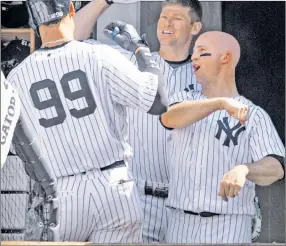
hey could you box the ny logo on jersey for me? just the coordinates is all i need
[215,117,246,147]
[184,84,194,92]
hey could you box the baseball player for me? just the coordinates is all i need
[1,71,21,167]
[8,0,168,243]
[1,72,58,241]
[160,31,285,243]
[75,0,203,242]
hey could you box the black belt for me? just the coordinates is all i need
[68,160,125,177]
[184,210,219,217]
[145,185,168,198]
[1,190,30,194]
[1,229,25,234]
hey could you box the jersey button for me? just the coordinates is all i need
[50,223,57,228]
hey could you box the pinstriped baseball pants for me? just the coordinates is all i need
[136,181,168,242]
[56,165,143,243]
[139,194,168,242]
[166,207,252,244]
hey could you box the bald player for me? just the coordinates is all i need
[7,0,168,242]
[75,0,202,242]
[160,31,285,243]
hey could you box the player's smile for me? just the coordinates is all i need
[157,4,195,47]
[161,30,174,35]
[160,30,175,39]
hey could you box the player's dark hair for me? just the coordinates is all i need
[44,18,63,26]
[163,0,202,23]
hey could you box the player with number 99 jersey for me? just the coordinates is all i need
[7,41,159,178]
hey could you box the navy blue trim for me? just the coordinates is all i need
[165,55,191,65]
[267,154,285,179]
[159,102,181,130]
[38,40,73,51]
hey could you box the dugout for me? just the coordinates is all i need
[1,0,285,244]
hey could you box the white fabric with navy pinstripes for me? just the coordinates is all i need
[166,91,285,215]
[101,43,202,184]
[83,41,202,242]
[125,51,201,185]
[7,40,158,178]
[109,45,201,242]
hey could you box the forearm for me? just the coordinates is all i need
[74,0,109,40]
[161,98,223,128]
[243,157,284,186]
[135,47,168,115]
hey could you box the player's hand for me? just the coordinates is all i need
[218,164,249,202]
[103,20,148,53]
[221,98,249,124]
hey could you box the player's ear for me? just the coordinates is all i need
[191,21,202,36]
[221,51,231,64]
[69,2,75,17]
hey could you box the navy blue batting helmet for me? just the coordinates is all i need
[26,0,71,30]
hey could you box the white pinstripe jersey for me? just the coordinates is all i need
[112,46,201,184]
[166,91,285,215]
[1,72,21,168]
[7,41,158,178]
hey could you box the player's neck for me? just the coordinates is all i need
[40,26,74,48]
[202,73,239,98]
[203,85,239,98]
[159,46,190,62]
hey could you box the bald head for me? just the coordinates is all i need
[196,31,241,67]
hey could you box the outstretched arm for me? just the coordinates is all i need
[74,0,109,40]
[161,97,249,129]
[74,0,141,40]
[103,21,168,115]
